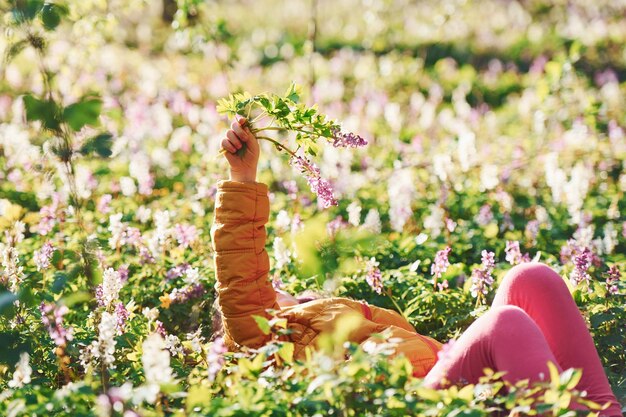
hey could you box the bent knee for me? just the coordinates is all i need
[487,305,538,336]
[501,262,561,292]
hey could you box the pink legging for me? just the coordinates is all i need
[423,263,623,417]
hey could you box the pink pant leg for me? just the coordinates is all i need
[492,263,623,417]
[423,305,563,388]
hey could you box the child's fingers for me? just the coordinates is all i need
[226,130,243,149]
[221,138,236,153]
[231,120,249,143]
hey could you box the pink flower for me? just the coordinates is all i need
[40,302,73,347]
[331,127,368,148]
[605,265,620,295]
[207,337,227,381]
[173,223,199,249]
[290,155,338,208]
[97,194,113,214]
[364,257,383,294]
[33,242,54,271]
[470,250,496,298]
[431,247,452,280]
[505,241,528,265]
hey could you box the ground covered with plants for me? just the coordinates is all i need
[0,0,625,416]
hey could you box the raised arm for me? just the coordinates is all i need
[210,119,279,349]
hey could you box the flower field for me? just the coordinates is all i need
[1,0,625,415]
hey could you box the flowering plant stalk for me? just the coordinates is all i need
[217,83,367,207]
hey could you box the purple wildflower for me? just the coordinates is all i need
[122,227,142,247]
[570,247,592,288]
[290,155,338,208]
[327,216,347,238]
[365,257,383,294]
[36,194,61,235]
[207,337,227,381]
[173,223,199,249]
[470,250,496,298]
[97,194,112,214]
[40,302,73,347]
[431,247,452,289]
[115,302,130,334]
[331,127,368,148]
[604,265,620,295]
[525,220,540,242]
[476,204,493,226]
[166,263,190,281]
[169,283,206,304]
[33,242,54,271]
[117,265,130,282]
[505,241,528,265]
[155,320,166,337]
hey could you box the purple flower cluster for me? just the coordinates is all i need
[605,265,620,295]
[331,128,368,148]
[169,283,206,304]
[327,216,347,238]
[470,250,496,298]
[166,263,191,280]
[40,302,73,347]
[476,204,494,226]
[570,247,592,288]
[290,155,338,208]
[173,223,199,249]
[33,241,54,271]
[505,241,530,265]
[115,302,130,334]
[365,257,383,294]
[207,337,227,381]
[431,247,452,279]
[36,194,61,235]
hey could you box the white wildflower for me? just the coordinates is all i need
[363,209,382,234]
[347,202,362,227]
[275,210,291,232]
[108,213,125,250]
[457,131,477,172]
[99,268,123,308]
[388,165,414,232]
[433,153,452,182]
[1,243,24,292]
[423,205,445,238]
[480,164,499,190]
[8,353,32,388]
[142,333,174,385]
[603,222,618,255]
[164,334,184,356]
[273,237,291,269]
[183,267,200,285]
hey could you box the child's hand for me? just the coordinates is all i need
[221,117,259,182]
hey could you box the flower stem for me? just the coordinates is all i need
[255,136,299,159]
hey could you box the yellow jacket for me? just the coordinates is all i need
[211,181,442,377]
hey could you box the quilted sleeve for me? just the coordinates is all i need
[210,180,280,349]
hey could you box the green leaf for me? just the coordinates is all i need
[0,292,19,316]
[61,291,92,308]
[11,0,44,23]
[4,39,29,63]
[252,315,271,335]
[79,133,114,157]
[52,271,68,293]
[23,95,60,130]
[41,3,68,31]
[284,82,300,103]
[63,98,102,131]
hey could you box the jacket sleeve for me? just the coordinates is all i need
[210,180,280,349]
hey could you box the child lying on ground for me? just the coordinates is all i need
[211,118,623,417]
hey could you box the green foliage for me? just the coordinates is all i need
[217,83,341,157]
